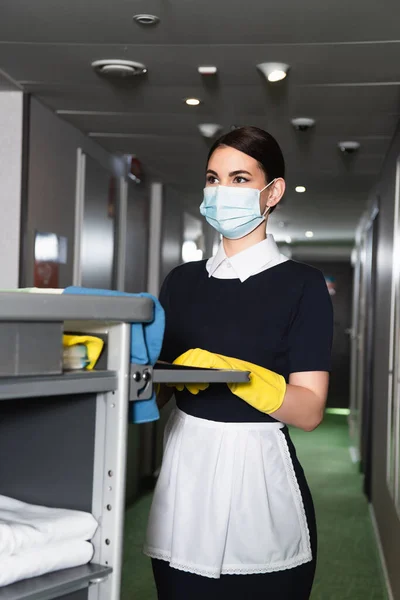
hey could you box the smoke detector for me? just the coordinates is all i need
[198,123,222,138]
[133,14,160,26]
[91,59,148,77]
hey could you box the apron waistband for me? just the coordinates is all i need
[175,407,285,431]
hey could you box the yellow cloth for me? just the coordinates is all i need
[173,348,286,414]
[62,335,104,370]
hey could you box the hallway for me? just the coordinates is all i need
[121,413,387,599]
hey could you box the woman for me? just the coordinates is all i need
[144,126,333,599]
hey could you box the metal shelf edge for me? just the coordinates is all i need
[0,292,153,323]
[0,564,112,600]
[152,368,250,384]
[0,371,118,401]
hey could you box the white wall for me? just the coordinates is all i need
[0,91,23,288]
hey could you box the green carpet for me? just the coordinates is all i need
[290,414,387,600]
[121,414,387,599]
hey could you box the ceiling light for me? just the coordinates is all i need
[198,66,218,75]
[295,186,306,193]
[133,14,160,26]
[291,117,315,131]
[198,123,222,138]
[305,231,314,238]
[91,59,147,77]
[338,141,361,154]
[285,236,292,244]
[257,62,290,83]
[185,97,201,106]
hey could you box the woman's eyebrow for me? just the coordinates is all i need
[206,169,218,176]
[229,170,252,176]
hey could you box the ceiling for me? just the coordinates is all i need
[0,0,399,244]
[0,68,20,91]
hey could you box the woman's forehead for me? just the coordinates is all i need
[207,146,259,172]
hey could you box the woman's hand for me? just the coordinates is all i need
[173,348,232,370]
[172,349,329,431]
[173,349,286,414]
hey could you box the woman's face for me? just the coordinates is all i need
[206,145,285,213]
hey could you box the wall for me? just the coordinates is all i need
[0,91,23,288]
[24,97,124,287]
[370,120,400,598]
[290,243,354,263]
[159,186,185,284]
[125,181,149,294]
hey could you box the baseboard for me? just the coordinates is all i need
[369,503,394,600]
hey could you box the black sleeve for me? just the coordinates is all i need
[287,270,334,374]
[158,268,178,363]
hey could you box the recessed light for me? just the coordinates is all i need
[185,97,201,106]
[305,231,314,238]
[257,62,290,83]
[338,141,361,153]
[133,14,160,26]
[198,124,222,138]
[295,186,306,193]
[291,117,315,131]
[198,66,218,75]
[91,59,147,77]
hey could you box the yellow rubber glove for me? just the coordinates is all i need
[166,380,210,396]
[63,335,104,370]
[173,348,286,414]
[162,352,209,395]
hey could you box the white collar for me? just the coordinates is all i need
[207,235,286,282]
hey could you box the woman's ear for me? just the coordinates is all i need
[266,178,285,209]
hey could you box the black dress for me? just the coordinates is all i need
[151,259,333,600]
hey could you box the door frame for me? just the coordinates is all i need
[360,197,379,499]
[349,196,379,484]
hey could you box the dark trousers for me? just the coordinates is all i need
[152,429,317,600]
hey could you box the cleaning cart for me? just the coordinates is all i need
[0,291,249,600]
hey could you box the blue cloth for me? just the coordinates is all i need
[63,287,165,424]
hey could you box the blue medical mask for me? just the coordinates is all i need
[199,180,276,239]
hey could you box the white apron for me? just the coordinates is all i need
[144,408,312,579]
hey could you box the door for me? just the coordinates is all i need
[348,200,379,496]
[310,261,353,408]
[74,151,117,289]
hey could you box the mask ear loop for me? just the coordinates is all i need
[260,178,276,217]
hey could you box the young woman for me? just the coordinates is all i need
[144,126,333,599]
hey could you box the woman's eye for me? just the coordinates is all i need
[233,176,249,184]
[206,175,218,184]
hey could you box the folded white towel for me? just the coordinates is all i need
[0,540,94,587]
[0,495,98,557]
